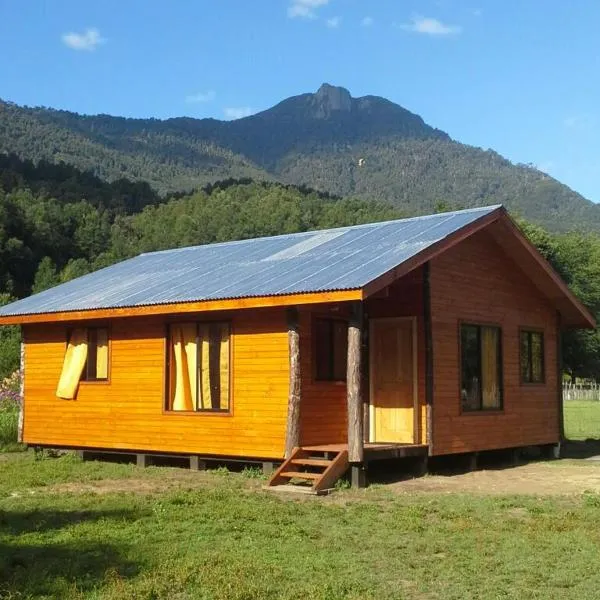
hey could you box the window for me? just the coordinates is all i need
[314,318,348,382]
[56,327,109,399]
[520,330,545,384]
[82,328,109,381]
[460,324,503,411]
[167,322,230,412]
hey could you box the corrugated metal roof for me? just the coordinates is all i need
[0,205,501,317]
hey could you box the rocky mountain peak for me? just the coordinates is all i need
[311,83,352,118]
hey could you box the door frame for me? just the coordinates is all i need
[369,316,419,444]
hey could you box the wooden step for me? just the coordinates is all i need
[267,446,349,492]
[290,458,332,468]
[280,471,321,480]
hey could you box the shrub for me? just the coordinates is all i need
[0,369,23,451]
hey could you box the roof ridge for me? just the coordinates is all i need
[140,205,503,257]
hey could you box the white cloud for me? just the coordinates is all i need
[288,0,329,19]
[326,16,341,28]
[223,107,253,120]
[61,28,105,51]
[402,16,462,36]
[361,16,374,27]
[185,90,216,104]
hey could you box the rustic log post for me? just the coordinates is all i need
[18,336,24,444]
[347,302,364,463]
[285,307,301,458]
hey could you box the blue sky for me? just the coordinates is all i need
[1,1,599,202]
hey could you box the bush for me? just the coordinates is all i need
[0,370,23,451]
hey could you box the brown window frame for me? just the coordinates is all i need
[313,317,348,383]
[520,329,545,385]
[165,321,232,414]
[459,322,504,413]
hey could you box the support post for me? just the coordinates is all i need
[18,336,24,443]
[347,302,364,463]
[285,307,301,458]
[136,454,149,468]
[262,461,275,475]
[350,464,367,488]
[189,456,206,471]
[423,262,434,452]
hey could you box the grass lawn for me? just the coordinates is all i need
[564,400,600,440]
[2,453,600,599]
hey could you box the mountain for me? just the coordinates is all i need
[1,83,599,232]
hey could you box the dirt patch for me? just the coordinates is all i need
[44,470,263,496]
[390,460,600,496]
[21,458,600,499]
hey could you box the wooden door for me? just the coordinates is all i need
[370,318,416,443]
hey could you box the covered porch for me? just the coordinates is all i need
[271,266,433,490]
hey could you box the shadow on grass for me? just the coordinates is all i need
[0,507,145,536]
[0,508,142,597]
[561,439,600,459]
[367,448,546,485]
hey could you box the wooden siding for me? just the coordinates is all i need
[430,228,559,455]
[299,304,349,446]
[22,309,290,459]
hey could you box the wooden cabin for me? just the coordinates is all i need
[0,205,594,491]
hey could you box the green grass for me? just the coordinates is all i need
[564,400,600,440]
[2,453,600,599]
[0,402,23,452]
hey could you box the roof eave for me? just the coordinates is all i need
[0,289,364,325]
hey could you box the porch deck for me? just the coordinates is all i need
[303,443,429,462]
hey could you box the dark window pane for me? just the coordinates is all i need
[332,320,348,381]
[86,328,98,380]
[315,318,348,381]
[531,332,544,383]
[520,331,531,383]
[461,325,481,411]
[315,319,332,381]
[208,323,222,410]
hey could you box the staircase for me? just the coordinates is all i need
[266,446,349,495]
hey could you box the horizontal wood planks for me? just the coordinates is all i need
[299,304,348,446]
[22,308,290,458]
[429,226,559,455]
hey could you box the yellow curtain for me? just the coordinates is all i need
[56,328,88,399]
[219,324,230,410]
[199,324,211,409]
[170,323,197,411]
[95,328,109,379]
[481,327,500,409]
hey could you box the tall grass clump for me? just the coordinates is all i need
[0,370,23,451]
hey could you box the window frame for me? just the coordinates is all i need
[164,320,233,415]
[458,321,504,414]
[519,328,546,385]
[65,325,111,385]
[312,315,349,384]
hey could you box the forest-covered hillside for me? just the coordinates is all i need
[2,84,600,233]
[1,152,600,381]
